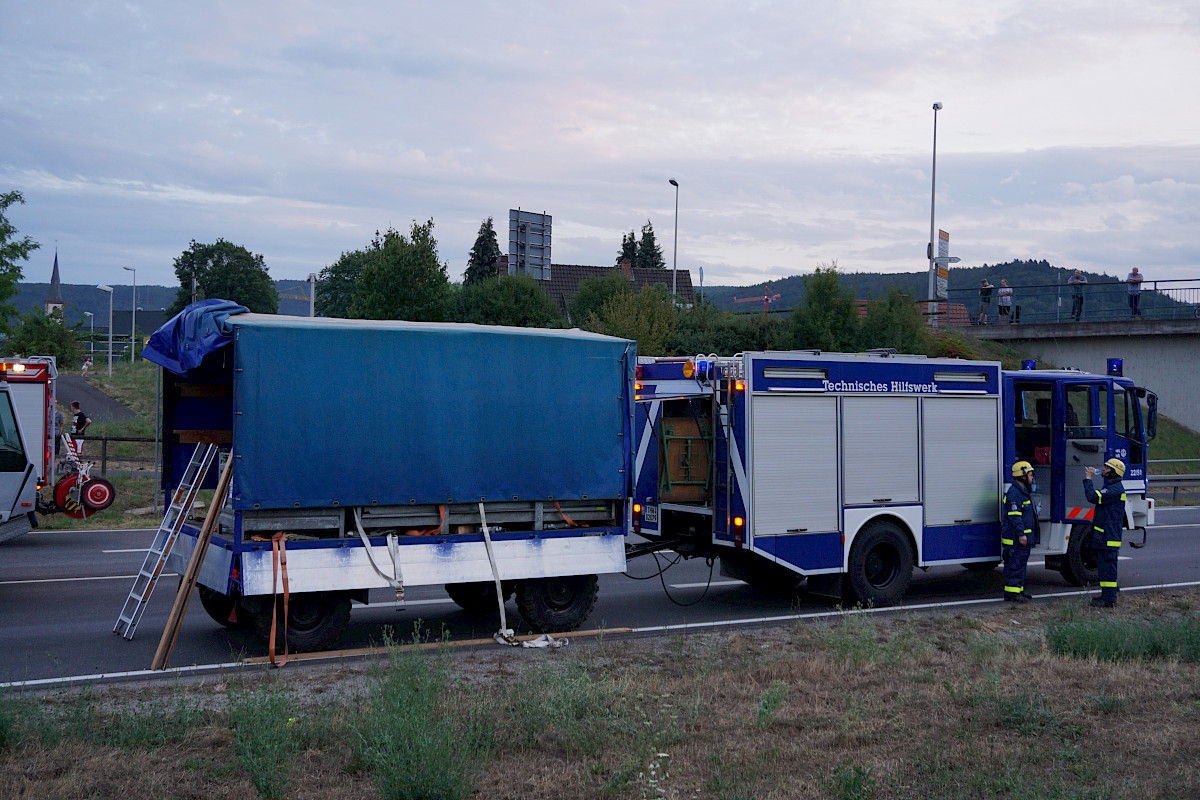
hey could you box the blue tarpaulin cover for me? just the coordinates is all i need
[221,314,634,510]
[143,299,248,377]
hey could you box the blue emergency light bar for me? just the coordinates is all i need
[1021,360,1037,370]
[1107,358,1123,376]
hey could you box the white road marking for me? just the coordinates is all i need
[669,580,745,589]
[1147,524,1200,530]
[0,574,177,585]
[102,548,151,553]
[354,599,455,609]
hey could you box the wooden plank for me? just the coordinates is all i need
[175,430,234,444]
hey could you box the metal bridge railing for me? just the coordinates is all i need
[945,278,1200,327]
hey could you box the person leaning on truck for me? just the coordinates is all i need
[1002,461,1040,602]
[1084,458,1126,608]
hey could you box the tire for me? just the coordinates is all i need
[515,574,599,633]
[1060,524,1099,586]
[963,561,1001,573]
[251,591,352,652]
[845,521,914,606]
[197,585,253,630]
[81,478,115,513]
[445,581,513,613]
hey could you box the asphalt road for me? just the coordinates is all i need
[3,507,1198,686]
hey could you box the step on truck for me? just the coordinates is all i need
[147,301,635,651]
[629,351,1157,604]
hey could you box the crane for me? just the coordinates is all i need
[734,284,782,316]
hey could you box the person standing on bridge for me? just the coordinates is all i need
[997,279,1013,323]
[977,279,993,324]
[1084,458,1126,608]
[1068,269,1088,321]
[1127,267,1144,317]
[1003,461,1040,602]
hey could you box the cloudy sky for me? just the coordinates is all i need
[3,1,1198,295]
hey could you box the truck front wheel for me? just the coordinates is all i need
[251,591,352,652]
[515,575,598,633]
[845,522,914,607]
[1061,524,1099,586]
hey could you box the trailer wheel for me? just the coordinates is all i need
[197,586,253,630]
[963,561,1001,573]
[445,581,514,613]
[515,575,598,633]
[1061,524,1099,586]
[846,522,913,606]
[252,591,352,652]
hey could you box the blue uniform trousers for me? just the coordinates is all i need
[1096,548,1119,603]
[1003,546,1031,594]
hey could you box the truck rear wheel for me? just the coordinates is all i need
[846,521,914,607]
[251,591,352,652]
[515,575,598,633]
[197,586,253,630]
[445,581,514,613]
[1061,524,1099,586]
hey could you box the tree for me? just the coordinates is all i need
[792,264,860,352]
[167,239,278,315]
[635,220,666,270]
[2,309,83,367]
[0,191,40,333]
[450,275,561,328]
[860,288,933,355]
[315,248,370,318]
[463,217,503,286]
[350,220,449,321]
[568,271,632,326]
[615,230,638,267]
[590,284,678,355]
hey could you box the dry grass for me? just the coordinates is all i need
[3,591,1200,799]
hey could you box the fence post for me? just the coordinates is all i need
[101,438,108,477]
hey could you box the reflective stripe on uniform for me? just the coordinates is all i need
[1120,494,1126,501]
[1001,539,1014,545]
[1107,541,1121,548]
[1007,511,1022,516]
[1094,526,1104,532]
[1004,585,1024,593]
[1100,581,1118,588]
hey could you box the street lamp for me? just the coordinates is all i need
[927,102,943,327]
[307,272,317,317]
[83,311,94,354]
[123,266,136,362]
[668,179,679,300]
[96,285,114,377]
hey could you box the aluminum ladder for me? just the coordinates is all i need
[114,443,219,640]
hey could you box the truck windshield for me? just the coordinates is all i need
[0,393,28,472]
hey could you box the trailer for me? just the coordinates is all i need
[147,302,635,650]
[629,351,1157,604]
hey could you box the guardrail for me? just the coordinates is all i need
[947,278,1200,326]
[1148,474,1200,502]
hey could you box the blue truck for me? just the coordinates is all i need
[630,351,1158,604]
[148,303,635,650]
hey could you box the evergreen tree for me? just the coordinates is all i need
[635,220,666,270]
[615,231,638,267]
[350,220,449,321]
[167,239,278,316]
[792,264,860,351]
[463,217,502,286]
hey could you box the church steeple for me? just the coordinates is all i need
[45,251,65,317]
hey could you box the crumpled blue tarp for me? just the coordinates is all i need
[143,299,248,378]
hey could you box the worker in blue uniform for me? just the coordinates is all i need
[1002,461,1040,602]
[1084,458,1126,608]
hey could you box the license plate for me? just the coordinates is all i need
[643,505,658,524]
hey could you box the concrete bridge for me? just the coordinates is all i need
[966,318,1200,432]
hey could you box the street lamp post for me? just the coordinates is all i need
[927,102,942,327]
[307,273,317,317]
[83,312,93,352]
[97,285,114,377]
[668,179,679,300]
[123,266,136,362]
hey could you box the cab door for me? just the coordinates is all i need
[1062,381,1109,516]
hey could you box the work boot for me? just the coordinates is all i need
[1090,598,1115,608]
[1004,592,1031,603]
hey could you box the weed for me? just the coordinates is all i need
[818,614,879,666]
[1088,690,1128,715]
[1047,618,1200,662]
[822,763,876,800]
[228,684,301,800]
[353,641,492,800]
[755,681,786,727]
[504,662,632,757]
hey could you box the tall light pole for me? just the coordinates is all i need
[668,179,679,300]
[927,102,943,327]
[307,272,317,317]
[97,285,113,377]
[123,266,136,361]
[83,312,94,352]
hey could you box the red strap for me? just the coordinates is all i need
[267,532,289,667]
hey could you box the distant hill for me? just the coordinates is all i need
[10,280,315,325]
[701,260,1164,323]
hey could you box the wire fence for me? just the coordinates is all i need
[947,278,1200,327]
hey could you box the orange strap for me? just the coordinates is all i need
[554,501,580,528]
[252,532,289,667]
